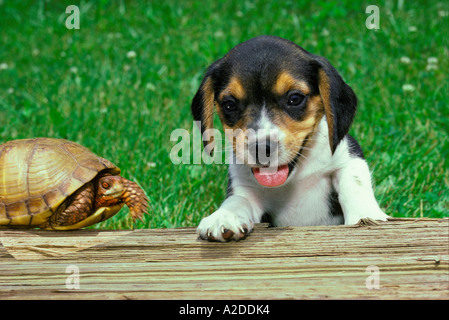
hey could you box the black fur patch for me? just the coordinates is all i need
[328,189,344,222]
[261,212,274,226]
[346,134,365,159]
[226,172,233,198]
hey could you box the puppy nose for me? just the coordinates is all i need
[245,129,280,166]
[255,138,278,165]
[256,141,271,158]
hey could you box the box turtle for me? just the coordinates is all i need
[0,138,149,230]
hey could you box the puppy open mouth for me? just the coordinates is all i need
[251,152,300,187]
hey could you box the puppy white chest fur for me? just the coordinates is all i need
[257,172,339,226]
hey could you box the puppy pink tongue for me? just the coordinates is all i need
[252,165,289,187]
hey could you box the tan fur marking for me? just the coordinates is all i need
[318,69,334,152]
[216,103,250,163]
[201,77,216,153]
[307,95,324,113]
[277,112,315,155]
[202,77,215,131]
[273,71,310,96]
[219,77,246,101]
[228,128,249,164]
[273,94,324,160]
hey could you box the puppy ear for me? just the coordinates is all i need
[314,56,357,153]
[191,64,219,156]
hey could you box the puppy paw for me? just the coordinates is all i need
[345,209,390,226]
[197,209,254,242]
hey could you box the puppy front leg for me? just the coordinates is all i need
[333,158,390,225]
[197,195,260,241]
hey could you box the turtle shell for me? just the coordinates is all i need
[0,138,121,228]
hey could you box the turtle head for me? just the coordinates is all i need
[95,174,149,222]
[95,175,125,207]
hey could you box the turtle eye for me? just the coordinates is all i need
[102,182,110,189]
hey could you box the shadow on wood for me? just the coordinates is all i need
[0,218,448,299]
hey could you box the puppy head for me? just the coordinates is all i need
[191,36,357,185]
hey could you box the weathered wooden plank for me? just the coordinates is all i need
[0,259,447,299]
[0,218,448,299]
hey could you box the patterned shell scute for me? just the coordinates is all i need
[0,138,120,226]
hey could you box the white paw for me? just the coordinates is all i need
[197,208,255,242]
[345,208,390,225]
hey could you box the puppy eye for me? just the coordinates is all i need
[287,93,305,107]
[222,100,238,112]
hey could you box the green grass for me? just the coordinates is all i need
[0,0,448,229]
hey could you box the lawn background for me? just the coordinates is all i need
[0,0,448,229]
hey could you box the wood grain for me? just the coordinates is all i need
[0,218,448,299]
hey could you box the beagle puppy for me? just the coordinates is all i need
[191,35,389,241]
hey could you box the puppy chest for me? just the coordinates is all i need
[258,174,337,226]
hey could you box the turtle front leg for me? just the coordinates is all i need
[40,182,96,229]
[121,178,149,221]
